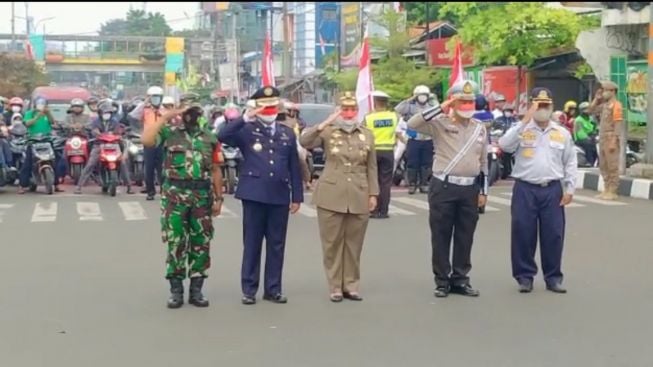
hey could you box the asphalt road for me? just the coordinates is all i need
[1,182,652,367]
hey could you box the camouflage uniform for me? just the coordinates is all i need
[158,122,223,280]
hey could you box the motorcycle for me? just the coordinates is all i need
[393,150,408,187]
[0,126,15,186]
[487,129,505,187]
[27,134,57,194]
[221,144,242,194]
[125,130,144,186]
[8,123,27,180]
[64,130,89,185]
[96,132,123,197]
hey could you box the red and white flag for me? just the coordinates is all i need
[261,32,275,87]
[24,39,35,60]
[355,28,374,122]
[319,34,326,56]
[448,39,464,91]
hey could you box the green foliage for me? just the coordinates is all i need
[369,9,410,58]
[579,14,601,30]
[373,57,443,105]
[573,61,594,79]
[405,3,443,26]
[0,54,49,98]
[100,9,172,37]
[440,2,584,67]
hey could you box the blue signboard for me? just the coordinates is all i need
[315,2,340,69]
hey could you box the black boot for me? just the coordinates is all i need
[407,168,418,195]
[419,167,431,194]
[167,278,184,309]
[189,277,210,307]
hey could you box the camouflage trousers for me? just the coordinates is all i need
[161,183,214,280]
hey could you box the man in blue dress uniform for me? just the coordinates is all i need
[218,86,303,305]
[499,88,577,294]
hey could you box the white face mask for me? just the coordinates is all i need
[338,118,358,133]
[102,113,112,121]
[416,95,429,104]
[150,96,162,107]
[36,105,45,112]
[504,112,513,118]
[534,109,553,122]
[455,110,475,119]
[602,91,613,100]
[11,106,21,113]
[258,114,277,124]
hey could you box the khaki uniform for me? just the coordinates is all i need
[299,124,379,293]
[279,117,311,183]
[597,100,623,196]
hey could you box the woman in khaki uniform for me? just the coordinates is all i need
[299,92,379,302]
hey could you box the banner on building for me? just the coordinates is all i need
[626,61,647,125]
[340,2,361,68]
[426,38,474,67]
[201,2,230,12]
[483,66,528,115]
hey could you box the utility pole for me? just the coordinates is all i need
[25,2,30,35]
[11,2,16,51]
[282,2,291,85]
[647,1,653,164]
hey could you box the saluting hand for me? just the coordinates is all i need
[245,106,265,120]
[289,202,301,214]
[559,193,573,207]
[317,108,341,131]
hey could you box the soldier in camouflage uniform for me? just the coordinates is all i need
[142,102,224,309]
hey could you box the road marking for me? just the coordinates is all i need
[31,202,58,222]
[118,202,148,221]
[393,197,429,211]
[388,204,416,216]
[568,194,626,206]
[483,205,501,212]
[499,193,585,208]
[0,204,14,223]
[219,204,238,218]
[298,205,318,218]
[77,202,103,221]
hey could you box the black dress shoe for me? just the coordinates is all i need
[369,213,379,219]
[241,295,256,305]
[140,188,148,194]
[434,286,450,298]
[450,284,480,297]
[518,282,534,293]
[378,213,389,219]
[343,292,363,301]
[546,283,567,294]
[146,194,155,201]
[263,293,288,304]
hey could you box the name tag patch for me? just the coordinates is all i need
[522,148,535,158]
[373,119,394,128]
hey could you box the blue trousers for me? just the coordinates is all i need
[0,139,12,167]
[144,145,163,194]
[406,139,433,170]
[511,180,565,285]
[241,200,290,296]
[19,143,62,188]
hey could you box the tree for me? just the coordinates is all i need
[99,9,172,37]
[0,54,49,98]
[439,2,585,67]
[405,3,444,25]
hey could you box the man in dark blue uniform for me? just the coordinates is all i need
[218,86,303,305]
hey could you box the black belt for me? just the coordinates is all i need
[517,179,560,188]
[167,179,212,190]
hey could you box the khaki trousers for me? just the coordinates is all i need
[599,133,620,191]
[316,207,369,293]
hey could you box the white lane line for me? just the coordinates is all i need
[298,205,318,218]
[118,202,148,221]
[218,204,238,218]
[0,204,14,223]
[500,193,585,208]
[393,197,429,211]
[388,204,416,216]
[569,194,626,206]
[31,202,58,222]
[483,205,501,212]
[77,202,103,221]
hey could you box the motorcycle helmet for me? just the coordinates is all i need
[578,101,590,112]
[162,96,175,108]
[98,101,114,115]
[70,98,85,108]
[475,94,489,111]
[87,96,99,105]
[564,100,577,113]
[179,92,200,106]
[9,97,24,107]
[146,86,164,96]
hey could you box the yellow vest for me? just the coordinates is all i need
[365,111,398,151]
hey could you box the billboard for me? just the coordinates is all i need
[315,2,340,69]
[626,61,647,125]
[201,2,230,13]
[340,2,361,68]
[483,66,529,115]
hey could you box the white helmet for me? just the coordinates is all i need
[162,96,175,105]
[371,90,390,99]
[147,86,164,96]
[413,85,430,96]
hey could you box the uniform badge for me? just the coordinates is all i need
[253,143,263,152]
[521,130,537,142]
[358,134,366,142]
[463,82,473,94]
[331,147,340,154]
[264,87,273,96]
[522,148,535,158]
[538,90,549,100]
[549,130,564,143]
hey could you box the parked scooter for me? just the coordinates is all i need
[64,129,90,185]
[96,132,123,197]
[221,144,242,194]
[8,122,27,178]
[479,129,505,214]
[125,130,144,186]
[27,134,57,194]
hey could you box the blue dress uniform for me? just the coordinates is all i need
[498,88,578,293]
[217,86,303,304]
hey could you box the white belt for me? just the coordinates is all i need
[433,173,476,186]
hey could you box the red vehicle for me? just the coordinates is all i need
[96,132,123,197]
[64,130,89,185]
[30,86,92,123]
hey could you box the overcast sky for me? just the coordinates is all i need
[0,2,200,35]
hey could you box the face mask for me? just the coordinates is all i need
[150,96,162,107]
[602,91,613,100]
[341,109,357,120]
[258,114,277,124]
[337,118,358,133]
[102,113,112,121]
[504,112,513,118]
[417,95,429,104]
[533,108,553,122]
[11,106,21,113]
[455,109,475,119]
[36,105,45,112]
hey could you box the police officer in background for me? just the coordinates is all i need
[365,90,401,219]
[218,86,303,305]
[499,88,577,294]
[395,85,436,195]
[407,80,488,298]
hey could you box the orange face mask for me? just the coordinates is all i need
[260,106,278,116]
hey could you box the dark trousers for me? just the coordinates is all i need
[241,200,290,296]
[428,177,479,287]
[144,145,163,194]
[577,139,597,166]
[511,180,565,285]
[0,139,12,167]
[406,139,433,170]
[374,150,394,215]
[19,143,62,188]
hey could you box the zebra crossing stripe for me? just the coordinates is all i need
[31,202,58,222]
[0,204,14,223]
[218,204,238,218]
[77,202,103,221]
[393,197,429,210]
[118,202,148,221]
[388,204,416,216]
